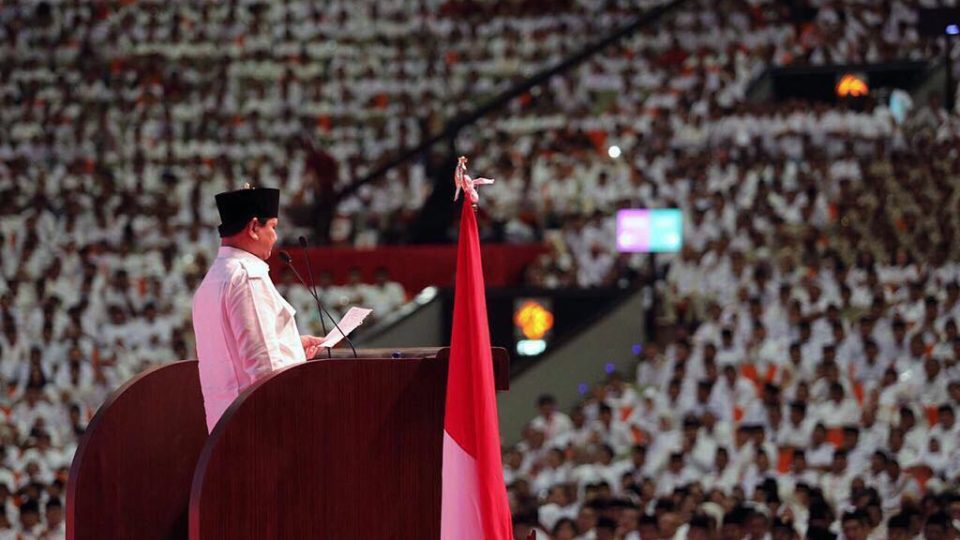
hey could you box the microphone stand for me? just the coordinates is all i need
[279,251,358,359]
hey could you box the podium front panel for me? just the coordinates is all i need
[190,358,448,539]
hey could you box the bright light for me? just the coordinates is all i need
[514,300,555,339]
[607,145,622,159]
[836,74,869,98]
[516,339,547,356]
[947,24,959,35]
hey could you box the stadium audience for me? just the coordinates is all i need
[1,0,960,537]
[509,116,960,536]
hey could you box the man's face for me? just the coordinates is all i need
[252,218,279,259]
[539,402,555,417]
[46,507,63,526]
[842,519,866,540]
[894,325,906,341]
[20,511,39,528]
[576,508,597,532]
[812,426,825,445]
[659,513,680,538]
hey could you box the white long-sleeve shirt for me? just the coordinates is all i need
[193,246,306,431]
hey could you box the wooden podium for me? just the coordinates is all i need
[66,361,208,540]
[67,348,508,540]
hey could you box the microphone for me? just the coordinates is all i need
[279,250,331,359]
[297,236,327,337]
[297,237,359,359]
[279,250,358,359]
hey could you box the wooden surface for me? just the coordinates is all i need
[190,357,449,539]
[67,361,207,540]
[329,347,510,391]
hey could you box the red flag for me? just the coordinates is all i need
[441,201,513,539]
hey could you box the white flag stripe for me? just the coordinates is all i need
[440,430,485,540]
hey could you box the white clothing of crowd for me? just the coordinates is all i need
[506,111,960,540]
[0,0,959,538]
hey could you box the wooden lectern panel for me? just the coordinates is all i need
[67,361,207,540]
[190,357,449,539]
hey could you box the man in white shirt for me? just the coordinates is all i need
[820,450,854,509]
[530,394,574,444]
[192,187,323,431]
[928,404,959,456]
[778,401,814,449]
[806,423,835,471]
[591,404,633,456]
[656,451,695,497]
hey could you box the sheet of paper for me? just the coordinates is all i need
[319,307,373,348]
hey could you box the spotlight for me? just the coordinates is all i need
[607,145,622,159]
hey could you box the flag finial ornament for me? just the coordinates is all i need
[453,156,495,204]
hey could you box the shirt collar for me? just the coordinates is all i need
[217,245,269,272]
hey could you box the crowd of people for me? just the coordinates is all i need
[0,0,959,538]
[455,0,960,290]
[505,48,960,540]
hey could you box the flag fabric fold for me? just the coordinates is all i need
[441,199,513,540]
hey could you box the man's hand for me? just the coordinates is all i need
[301,335,326,359]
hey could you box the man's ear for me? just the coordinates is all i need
[246,218,261,239]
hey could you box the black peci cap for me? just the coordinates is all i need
[215,187,280,237]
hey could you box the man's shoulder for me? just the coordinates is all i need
[200,256,269,287]
[232,256,270,280]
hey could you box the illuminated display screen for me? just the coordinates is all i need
[616,209,684,253]
[514,298,554,357]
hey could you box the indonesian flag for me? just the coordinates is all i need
[441,199,514,539]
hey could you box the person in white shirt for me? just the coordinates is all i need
[928,404,959,456]
[777,401,814,449]
[820,449,854,509]
[858,408,888,454]
[591,404,634,456]
[16,499,42,540]
[43,497,65,539]
[840,426,872,476]
[781,449,820,498]
[656,451,696,497]
[814,382,860,428]
[740,449,777,499]
[896,407,929,458]
[532,448,572,496]
[530,394,574,446]
[701,446,738,494]
[880,458,921,513]
[604,372,639,413]
[361,267,406,320]
[850,338,888,394]
[710,364,756,422]
[806,423,834,471]
[192,187,324,432]
[912,357,949,408]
